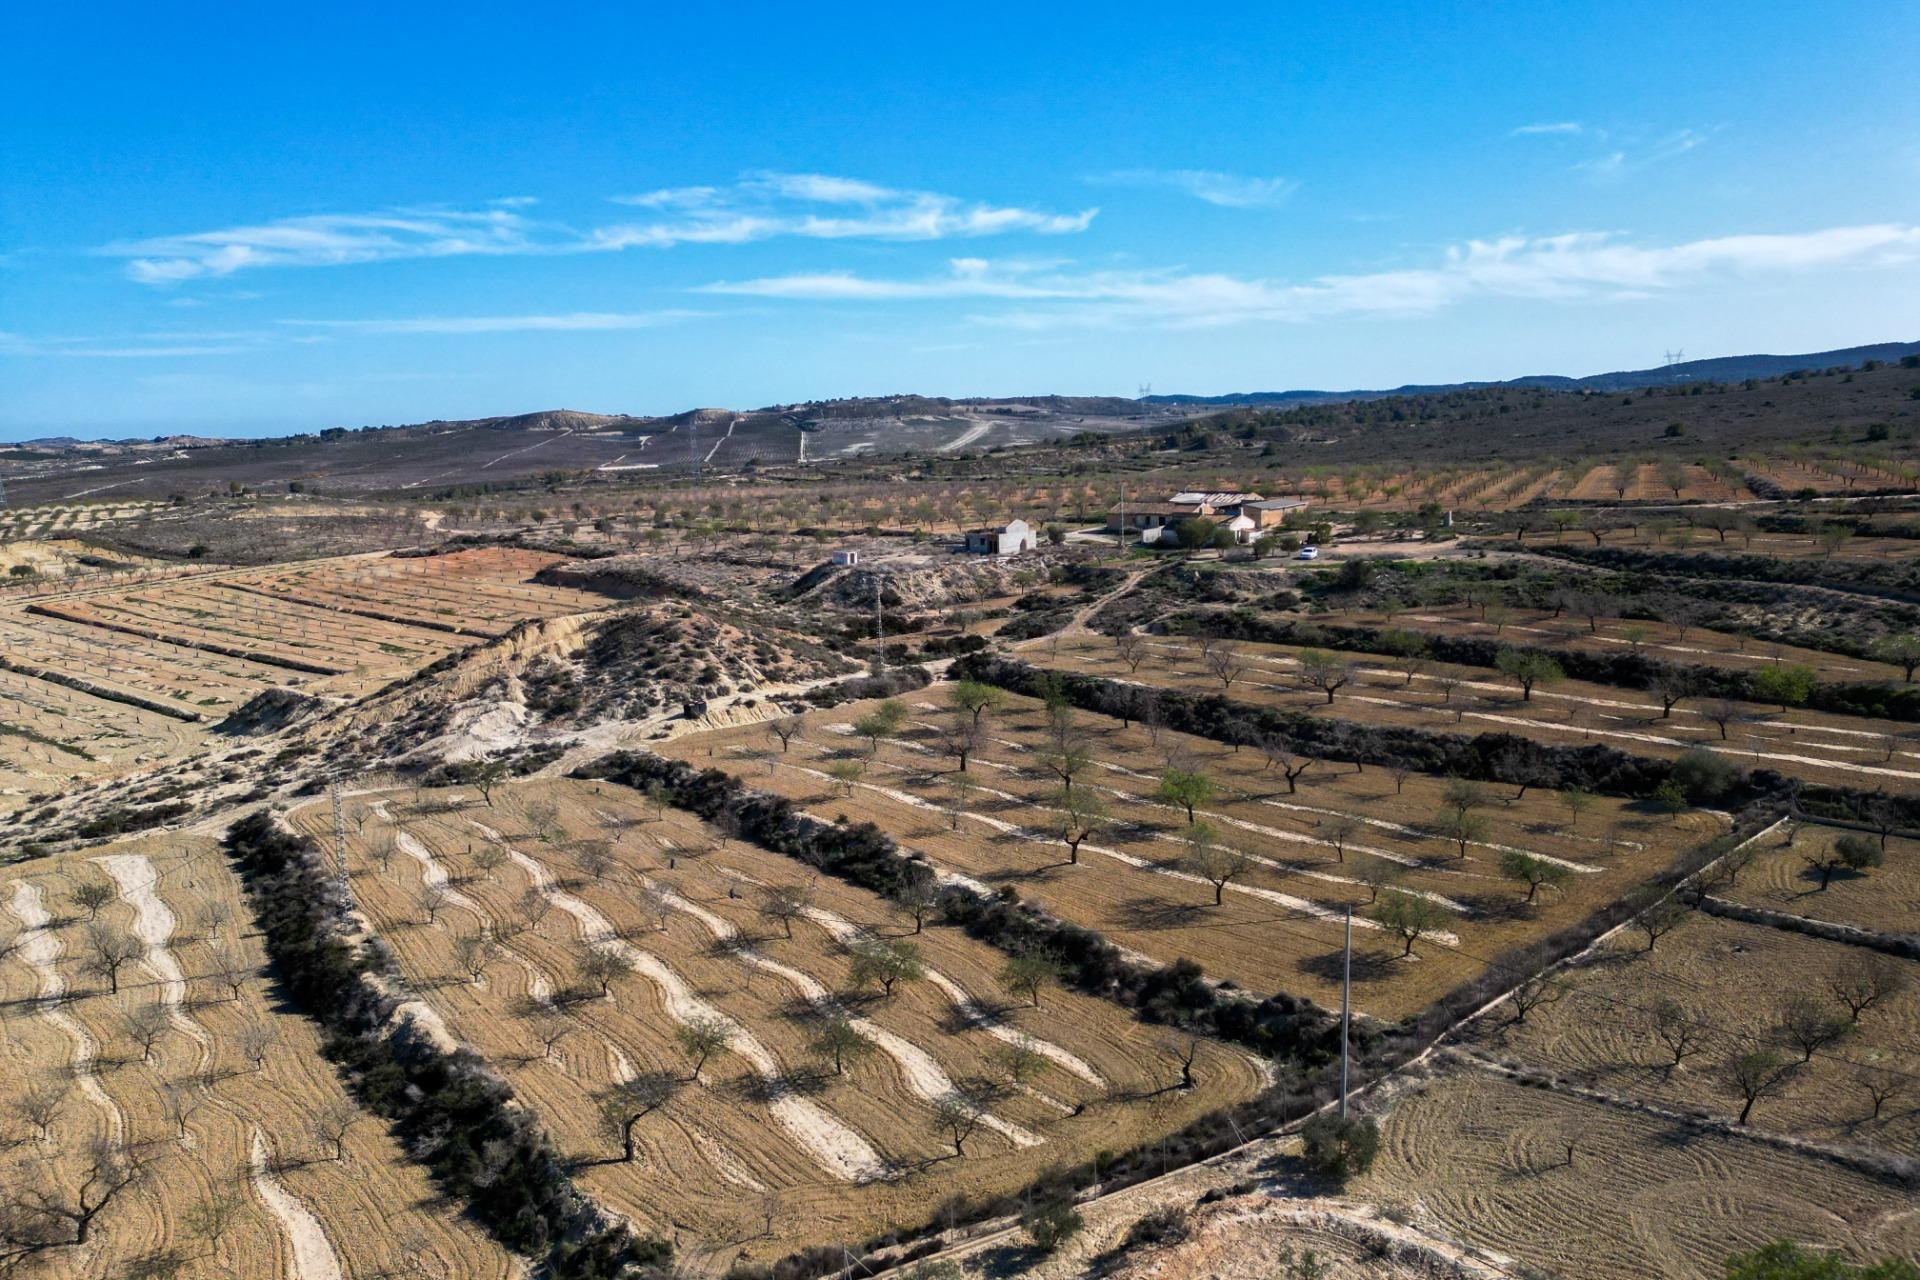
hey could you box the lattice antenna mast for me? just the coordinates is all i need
[329,781,351,889]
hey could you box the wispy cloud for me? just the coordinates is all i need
[0,330,264,358]
[1512,121,1584,136]
[278,310,699,335]
[1095,169,1297,208]
[105,209,545,284]
[702,223,1920,330]
[105,174,1095,284]
[598,172,1095,248]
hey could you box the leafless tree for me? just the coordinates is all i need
[0,1137,152,1268]
[1114,631,1148,673]
[1719,1049,1796,1125]
[1633,899,1689,952]
[121,1003,171,1065]
[522,1007,576,1063]
[310,1100,359,1162]
[82,925,141,995]
[1854,1064,1909,1123]
[1202,641,1250,691]
[417,883,450,927]
[69,882,114,923]
[515,887,552,935]
[1774,994,1850,1062]
[13,1080,66,1144]
[1648,998,1706,1069]
[1829,953,1908,1023]
[766,715,805,754]
[451,933,494,984]
[1505,974,1566,1025]
[161,1079,204,1141]
[238,1021,276,1074]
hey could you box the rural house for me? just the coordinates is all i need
[963,518,1039,555]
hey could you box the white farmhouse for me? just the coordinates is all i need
[964,518,1039,556]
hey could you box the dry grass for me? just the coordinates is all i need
[1334,604,1905,686]
[1359,1063,1920,1280]
[1721,826,1920,937]
[1046,631,1920,796]
[661,692,1722,1021]
[0,833,517,1279]
[297,779,1264,1269]
[1464,911,1920,1154]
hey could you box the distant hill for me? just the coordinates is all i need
[1145,340,1920,407]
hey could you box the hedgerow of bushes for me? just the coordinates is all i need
[223,811,667,1279]
[571,749,1338,1060]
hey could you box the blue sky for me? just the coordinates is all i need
[3,2,1916,440]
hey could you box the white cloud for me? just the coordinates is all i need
[106,175,1095,284]
[702,223,1920,330]
[106,209,545,284]
[1512,121,1584,136]
[0,330,259,358]
[1099,169,1297,208]
[602,172,1094,247]
[277,310,698,334]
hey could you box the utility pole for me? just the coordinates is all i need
[1339,904,1352,1119]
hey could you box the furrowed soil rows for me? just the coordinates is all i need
[1050,633,1920,795]
[0,833,517,1279]
[1360,1064,1920,1280]
[1721,826,1920,937]
[1334,605,1905,685]
[296,779,1261,1267]
[659,691,1719,1019]
[1464,909,1920,1154]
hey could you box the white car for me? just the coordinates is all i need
[1295,546,1320,560]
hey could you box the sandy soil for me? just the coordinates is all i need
[0,834,520,1279]
[300,780,1263,1267]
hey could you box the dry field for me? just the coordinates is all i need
[223,547,596,639]
[659,692,1723,1020]
[0,501,175,540]
[1043,632,1920,796]
[0,547,611,810]
[0,833,518,1279]
[1463,909,1920,1154]
[1513,523,1920,562]
[1357,1063,1920,1280]
[1720,825,1920,938]
[1333,604,1905,685]
[292,778,1264,1267]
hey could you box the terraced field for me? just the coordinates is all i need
[1330,605,1906,686]
[1359,1064,1920,1280]
[1721,826,1920,937]
[0,547,611,811]
[1043,632,1920,795]
[294,778,1264,1266]
[657,691,1723,1019]
[1463,907,1920,1153]
[0,832,518,1278]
